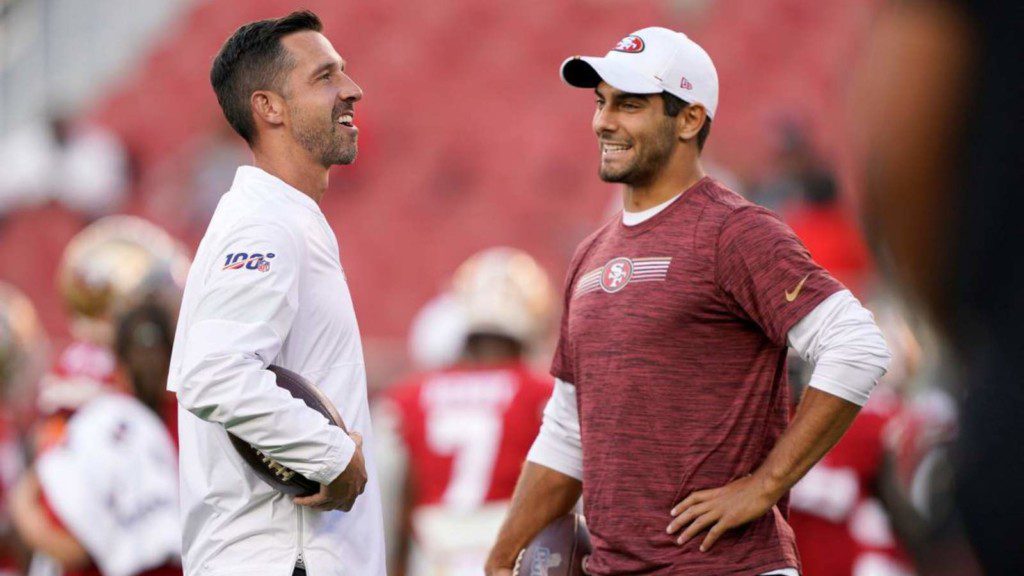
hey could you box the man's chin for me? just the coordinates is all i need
[328,147,358,166]
[599,168,632,184]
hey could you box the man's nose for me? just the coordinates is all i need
[593,107,615,135]
[339,74,363,102]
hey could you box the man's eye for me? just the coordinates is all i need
[319,72,332,81]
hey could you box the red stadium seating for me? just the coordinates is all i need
[2,0,881,349]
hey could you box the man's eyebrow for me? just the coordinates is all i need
[595,89,651,103]
[615,92,650,102]
[310,59,343,78]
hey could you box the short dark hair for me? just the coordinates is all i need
[663,92,712,152]
[210,10,323,144]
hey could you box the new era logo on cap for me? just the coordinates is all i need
[614,35,645,53]
[560,26,719,119]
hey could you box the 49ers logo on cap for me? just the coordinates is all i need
[613,35,645,53]
[600,257,634,293]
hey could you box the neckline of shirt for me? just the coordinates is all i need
[233,165,323,215]
[622,192,684,226]
[616,176,712,235]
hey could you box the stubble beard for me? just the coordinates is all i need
[599,120,675,187]
[292,110,357,167]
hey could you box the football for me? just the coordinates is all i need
[513,514,592,576]
[228,364,347,497]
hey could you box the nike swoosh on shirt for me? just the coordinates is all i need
[785,274,810,302]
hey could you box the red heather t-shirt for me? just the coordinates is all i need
[551,178,842,575]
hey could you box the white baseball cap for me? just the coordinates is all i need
[560,27,719,119]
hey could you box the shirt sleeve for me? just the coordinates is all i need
[716,205,844,345]
[526,379,583,481]
[550,260,582,384]
[175,219,353,485]
[787,290,892,406]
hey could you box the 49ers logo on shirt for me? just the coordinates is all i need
[613,35,645,53]
[601,257,633,293]
[574,257,672,297]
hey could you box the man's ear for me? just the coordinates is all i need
[251,90,287,130]
[677,104,708,144]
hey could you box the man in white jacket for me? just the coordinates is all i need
[167,10,385,576]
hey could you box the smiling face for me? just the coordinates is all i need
[592,83,678,186]
[279,31,363,167]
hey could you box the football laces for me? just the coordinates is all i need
[512,549,525,576]
[254,446,296,482]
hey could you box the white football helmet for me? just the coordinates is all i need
[450,247,554,347]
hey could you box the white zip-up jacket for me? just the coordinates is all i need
[168,166,386,576]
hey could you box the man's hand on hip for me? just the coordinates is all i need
[294,431,367,511]
[666,472,779,552]
[667,388,863,551]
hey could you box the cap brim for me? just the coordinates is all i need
[560,56,662,95]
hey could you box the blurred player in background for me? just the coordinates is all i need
[32,215,189,452]
[7,217,188,576]
[788,304,918,576]
[376,247,554,576]
[114,304,178,443]
[0,284,47,576]
[488,27,891,576]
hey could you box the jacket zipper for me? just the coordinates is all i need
[296,507,305,570]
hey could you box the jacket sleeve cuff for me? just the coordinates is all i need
[308,426,356,485]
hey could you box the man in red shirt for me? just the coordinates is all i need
[486,27,891,575]
[377,247,555,576]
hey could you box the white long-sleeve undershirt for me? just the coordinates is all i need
[527,290,891,480]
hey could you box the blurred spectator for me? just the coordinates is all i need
[374,248,554,576]
[184,122,249,233]
[784,170,873,296]
[747,119,820,212]
[0,112,128,221]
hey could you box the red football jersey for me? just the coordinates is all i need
[789,391,914,576]
[385,362,552,509]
